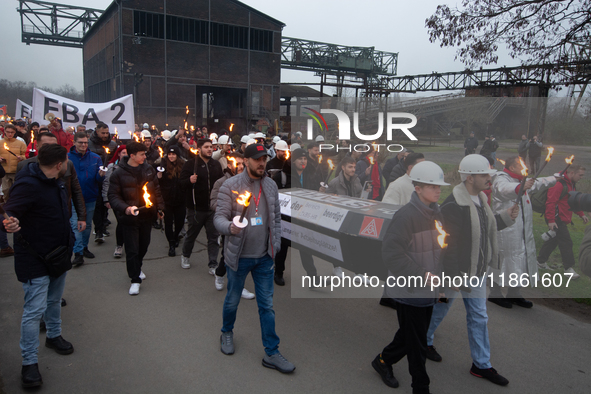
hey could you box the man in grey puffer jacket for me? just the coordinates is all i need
[214,144,294,374]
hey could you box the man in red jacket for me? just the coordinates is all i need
[538,165,589,279]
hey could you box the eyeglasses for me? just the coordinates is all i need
[76,141,89,145]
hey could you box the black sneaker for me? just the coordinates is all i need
[103,229,110,237]
[371,354,399,388]
[94,233,104,244]
[488,297,512,308]
[470,363,509,386]
[72,253,84,267]
[83,248,95,259]
[379,297,398,310]
[45,335,74,355]
[61,298,67,307]
[274,274,285,286]
[21,363,42,388]
[427,345,442,362]
[509,297,533,308]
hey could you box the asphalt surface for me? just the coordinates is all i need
[1,142,590,393]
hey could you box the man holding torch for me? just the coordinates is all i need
[107,142,165,295]
[214,143,295,373]
[0,124,27,201]
[491,156,557,308]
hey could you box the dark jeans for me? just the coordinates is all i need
[381,303,433,394]
[182,208,219,267]
[529,156,541,175]
[538,219,576,269]
[164,204,186,244]
[222,254,280,356]
[115,223,124,246]
[93,193,106,235]
[274,237,317,276]
[122,221,152,283]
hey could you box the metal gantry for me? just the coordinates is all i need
[18,0,104,48]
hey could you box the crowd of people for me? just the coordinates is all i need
[0,116,589,393]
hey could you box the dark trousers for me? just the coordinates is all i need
[93,193,106,235]
[381,303,433,394]
[529,156,541,175]
[122,221,152,283]
[538,220,576,269]
[182,208,219,267]
[164,204,186,244]
[115,223,124,246]
[215,236,227,277]
[274,237,317,277]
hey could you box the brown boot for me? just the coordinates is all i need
[0,246,14,257]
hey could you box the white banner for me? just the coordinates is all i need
[31,88,134,133]
[15,99,32,119]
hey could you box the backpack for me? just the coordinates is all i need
[530,178,568,214]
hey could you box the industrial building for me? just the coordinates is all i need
[82,0,284,133]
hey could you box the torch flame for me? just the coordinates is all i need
[133,134,140,143]
[184,121,188,130]
[158,146,164,158]
[318,154,323,164]
[368,156,375,165]
[285,149,290,160]
[435,220,448,249]
[189,147,199,155]
[327,158,335,170]
[565,155,574,165]
[545,147,554,162]
[142,183,153,208]
[229,123,234,132]
[185,106,189,115]
[114,128,118,137]
[518,157,528,177]
[496,158,505,166]
[3,143,10,151]
[151,125,155,130]
[232,190,252,207]
[105,147,110,154]
[190,125,195,131]
[227,157,238,169]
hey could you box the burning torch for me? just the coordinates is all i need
[515,157,529,204]
[559,155,575,177]
[133,183,154,215]
[435,220,448,249]
[232,190,252,228]
[157,146,165,172]
[3,143,18,158]
[190,147,199,174]
[532,147,554,179]
[320,158,336,188]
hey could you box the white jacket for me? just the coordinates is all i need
[491,171,556,278]
[382,173,413,206]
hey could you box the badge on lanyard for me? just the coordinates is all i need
[251,217,263,226]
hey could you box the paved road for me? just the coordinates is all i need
[1,219,590,393]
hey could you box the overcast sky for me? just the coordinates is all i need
[0,0,517,93]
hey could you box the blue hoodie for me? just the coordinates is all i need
[68,146,104,203]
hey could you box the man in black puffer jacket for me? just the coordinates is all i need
[108,142,164,296]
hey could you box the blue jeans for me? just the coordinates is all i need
[70,201,95,254]
[222,254,280,356]
[426,280,491,369]
[21,273,67,365]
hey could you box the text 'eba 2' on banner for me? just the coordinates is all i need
[31,88,135,133]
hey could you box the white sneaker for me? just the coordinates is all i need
[215,275,224,291]
[333,266,344,277]
[241,288,255,299]
[114,246,123,258]
[209,267,216,276]
[564,267,581,279]
[129,283,140,295]
[538,262,554,270]
[181,256,190,269]
[139,271,146,280]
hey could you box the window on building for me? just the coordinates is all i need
[133,10,164,39]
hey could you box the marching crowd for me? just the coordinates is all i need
[0,116,590,393]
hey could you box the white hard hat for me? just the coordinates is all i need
[218,135,232,145]
[458,154,497,175]
[290,143,301,152]
[162,130,172,141]
[209,133,218,140]
[409,161,450,186]
[315,135,325,142]
[275,140,288,151]
[272,136,281,144]
[246,138,256,147]
[212,138,218,145]
[248,133,256,139]
[140,130,151,138]
[254,132,265,139]
[171,129,178,137]
[295,131,302,137]
[240,135,250,144]
[142,123,149,129]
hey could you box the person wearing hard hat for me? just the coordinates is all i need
[382,153,425,206]
[292,131,303,145]
[237,135,250,155]
[372,160,448,392]
[425,154,517,387]
[490,156,557,308]
[265,140,289,175]
[142,123,149,130]
[141,130,159,166]
[212,135,233,170]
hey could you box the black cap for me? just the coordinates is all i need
[291,148,306,161]
[168,146,181,156]
[244,144,268,159]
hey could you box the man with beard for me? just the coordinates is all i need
[3,144,75,388]
[304,142,324,190]
[214,143,294,373]
[0,124,27,202]
[107,142,165,295]
[265,140,289,177]
[179,139,223,272]
[141,130,160,166]
[87,122,117,243]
